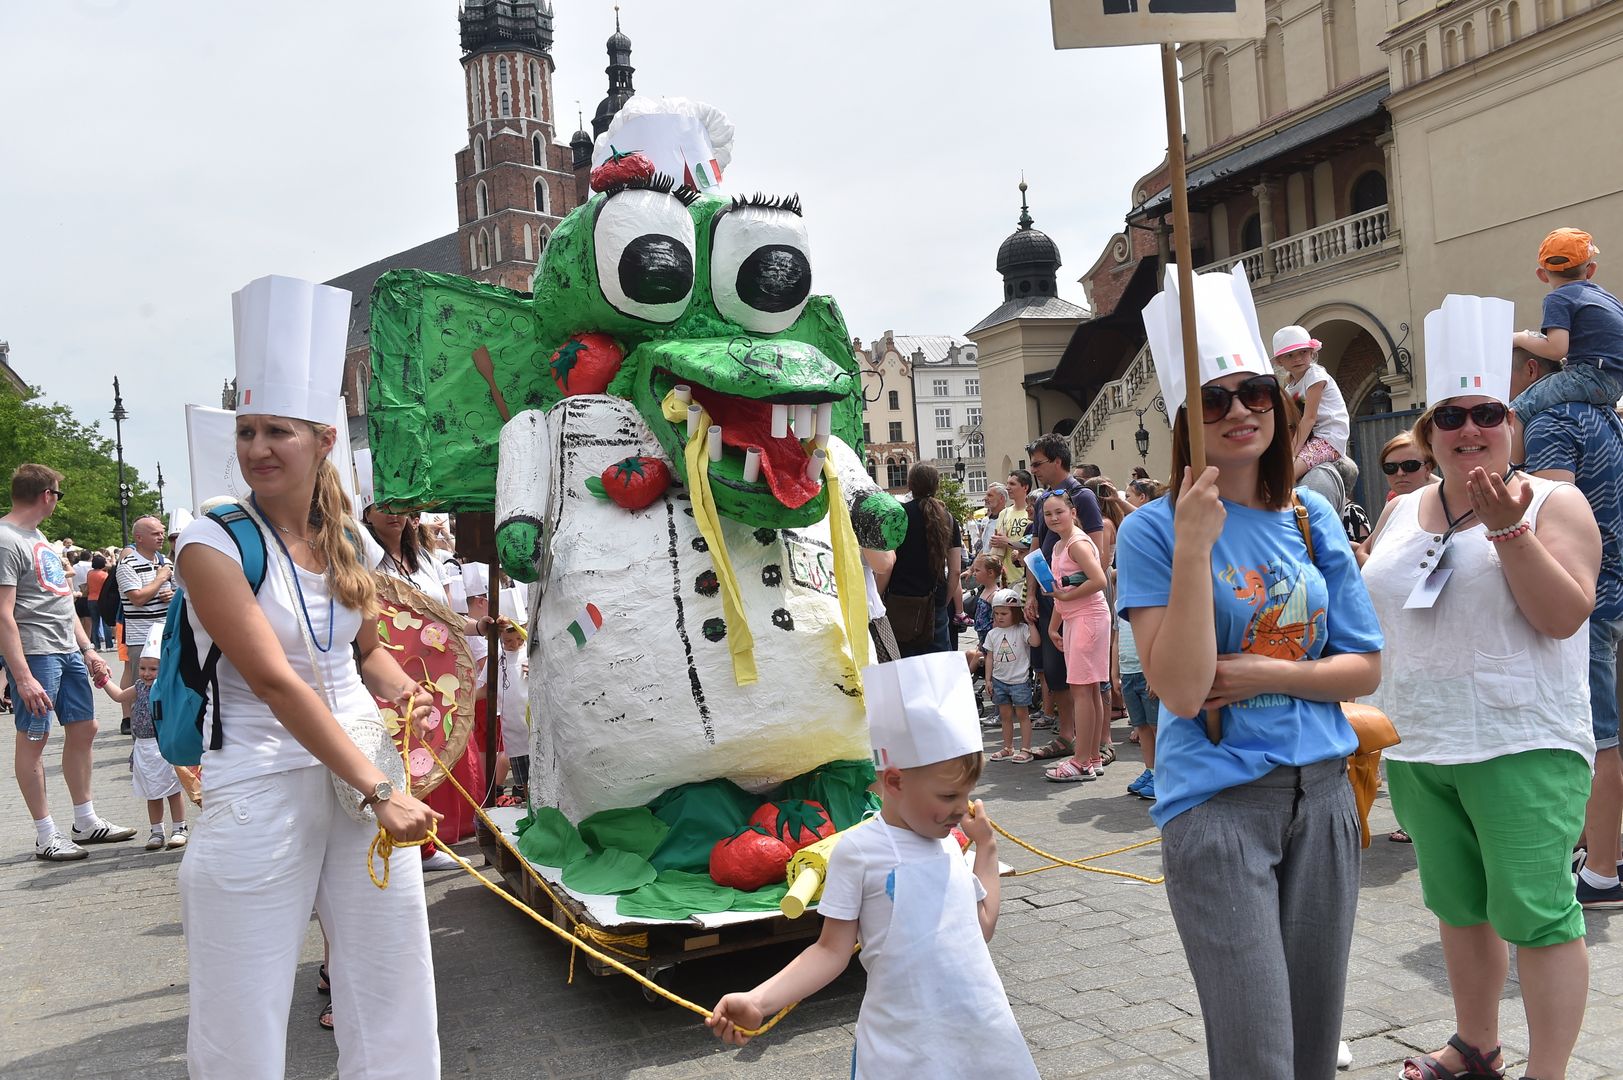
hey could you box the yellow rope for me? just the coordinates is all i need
[988,820,1165,885]
[819,455,870,677]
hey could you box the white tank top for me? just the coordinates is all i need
[1363,475,1595,766]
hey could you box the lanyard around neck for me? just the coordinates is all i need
[250,496,335,654]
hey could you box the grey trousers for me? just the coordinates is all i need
[1161,757,1361,1080]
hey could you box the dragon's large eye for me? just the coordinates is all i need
[710,205,811,335]
[594,189,695,323]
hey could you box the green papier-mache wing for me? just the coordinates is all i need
[561,849,659,895]
[367,270,559,511]
[577,806,670,860]
[514,806,592,868]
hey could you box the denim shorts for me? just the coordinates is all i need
[991,677,1033,707]
[1121,670,1157,728]
[8,652,96,733]
[1589,617,1623,750]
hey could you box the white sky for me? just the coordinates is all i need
[0,0,1168,506]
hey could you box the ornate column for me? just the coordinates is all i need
[1376,130,1401,238]
[1253,180,1278,278]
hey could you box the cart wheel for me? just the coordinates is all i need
[641,965,675,1005]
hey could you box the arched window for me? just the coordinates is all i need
[1463,20,1477,60]
[529,61,541,116]
[886,456,908,490]
[473,135,485,172]
[470,70,482,121]
[532,133,543,166]
[1419,41,1430,77]
[494,229,501,263]
[1239,212,1262,252]
[523,224,533,261]
[1489,8,1504,49]
[1509,0,1523,38]
[499,91,510,118]
[477,229,490,269]
[476,181,488,218]
[534,178,548,214]
[497,57,509,85]
[1351,170,1387,213]
[1262,22,1287,117]
[1443,28,1458,68]
[866,459,878,482]
[538,227,550,256]
[1402,47,1416,84]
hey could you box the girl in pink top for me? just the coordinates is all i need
[1041,491,1112,782]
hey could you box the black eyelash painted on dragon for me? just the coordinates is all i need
[600,173,702,207]
[729,193,803,217]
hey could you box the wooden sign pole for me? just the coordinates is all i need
[485,554,500,806]
[1158,43,1224,743]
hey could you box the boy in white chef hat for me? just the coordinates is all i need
[708,653,1038,1079]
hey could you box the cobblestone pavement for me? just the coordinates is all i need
[3,670,1621,1078]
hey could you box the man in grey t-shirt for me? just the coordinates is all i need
[0,464,133,861]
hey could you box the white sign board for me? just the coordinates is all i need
[186,399,357,512]
[1050,0,1264,48]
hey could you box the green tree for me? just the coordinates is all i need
[0,385,161,549]
[938,475,974,525]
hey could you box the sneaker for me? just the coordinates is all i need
[1337,1040,1353,1069]
[1137,774,1157,801]
[145,831,165,851]
[119,718,131,735]
[1126,768,1152,796]
[1576,873,1623,909]
[167,826,189,849]
[72,818,138,844]
[35,832,88,861]
[422,849,460,872]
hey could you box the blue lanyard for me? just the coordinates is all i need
[252,496,334,653]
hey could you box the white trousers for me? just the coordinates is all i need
[180,764,440,1079]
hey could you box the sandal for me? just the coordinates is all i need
[1030,735,1075,761]
[316,963,330,996]
[1044,757,1097,783]
[318,1001,334,1031]
[1031,713,1058,730]
[1128,728,1141,745]
[1099,744,1117,766]
[1010,749,1033,763]
[1389,828,1413,844]
[1399,1034,1503,1080]
[988,748,1017,762]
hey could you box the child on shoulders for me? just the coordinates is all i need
[95,639,188,850]
[707,654,1037,1079]
[1512,227,1623,418]
[1274,325,1350,481]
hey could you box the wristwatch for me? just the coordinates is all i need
[360,780,394,810]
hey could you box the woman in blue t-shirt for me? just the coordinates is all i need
[1116,366,1383,1079]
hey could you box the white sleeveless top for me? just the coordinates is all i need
[1363,475,1595,766]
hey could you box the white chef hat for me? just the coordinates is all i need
[140,636,162,662]
[1424,294,1515,407]
[166,507,193,539]
[502,586,528,626]
[862,654,983,771]
[353,448,375,510]
[1142,263,1273,414]
[461,562,489,599]
[232,275,350,425]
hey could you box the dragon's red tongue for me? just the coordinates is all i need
[688,387,821,509]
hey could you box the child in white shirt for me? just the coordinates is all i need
[1274,325,1350,480]
[96,645,188,850]
[982,589,1040,763]
[494,620,530,806]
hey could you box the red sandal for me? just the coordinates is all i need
[1399,1034,1504,1080]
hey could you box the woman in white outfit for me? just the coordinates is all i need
[177,275,443,1080]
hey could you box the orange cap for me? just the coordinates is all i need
[1538,227,1598,271]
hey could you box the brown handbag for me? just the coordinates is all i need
[884,592,937,647]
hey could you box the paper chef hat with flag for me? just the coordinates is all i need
[140,636,162,662]
[353,448,375,511]
[592,96,735,193]
[1142,263,1273,414]
[166,507,193,539]
[861,654,983,771]
[232,275,350,424]
[1424,294,1514,407]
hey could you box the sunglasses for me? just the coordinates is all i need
[45,488,64,499]
[1432,402,1508,431]
[1200,375,1279,424]
[1381,459,1427,476]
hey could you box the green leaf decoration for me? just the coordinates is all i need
[610,457,647,482]
[771,800,828,842]
[584,476,608,500]
[550,340,587,388]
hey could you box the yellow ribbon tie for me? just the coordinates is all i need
[680,401,757,686]
[819,458,870,678]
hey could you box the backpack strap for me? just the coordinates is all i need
[191,503,270,750]
[1292,495,1316,565]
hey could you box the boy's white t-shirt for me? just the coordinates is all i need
[1285,363,1350,454]
[175,518,377,791]
[817,816,985,972]
[497,646,529,755]
[982,625,1032,686]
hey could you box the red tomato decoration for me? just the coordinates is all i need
[709,826,793,892]
[599,456,671,511]
[748,799,835,852]
[549,332,624,396]
[589,146,656,192]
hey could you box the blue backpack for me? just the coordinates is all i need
[150,504,267,766]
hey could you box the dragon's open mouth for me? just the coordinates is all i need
[653,368,840,510]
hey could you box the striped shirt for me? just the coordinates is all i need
[115,549,173,644]
[1524,400,1623,622]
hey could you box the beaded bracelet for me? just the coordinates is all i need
[1486,521,1530,543]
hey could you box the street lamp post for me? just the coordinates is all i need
[1134,408,1151,462]
[155,462,165,518]
[954,457,966,483]
[112,377,131,549]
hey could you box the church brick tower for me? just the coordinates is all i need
[454,0,586,293]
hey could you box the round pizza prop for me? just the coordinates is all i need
[372,573,477,798]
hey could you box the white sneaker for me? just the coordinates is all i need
[421,849,460,872]
[71,818,138,844]
[167,826,189,849]
[35,832,88,861]
[1336,1040,1352,1069]
[145,831,166,851]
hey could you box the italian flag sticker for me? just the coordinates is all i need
[567,603,603,648]
[1459,375,1483,388]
